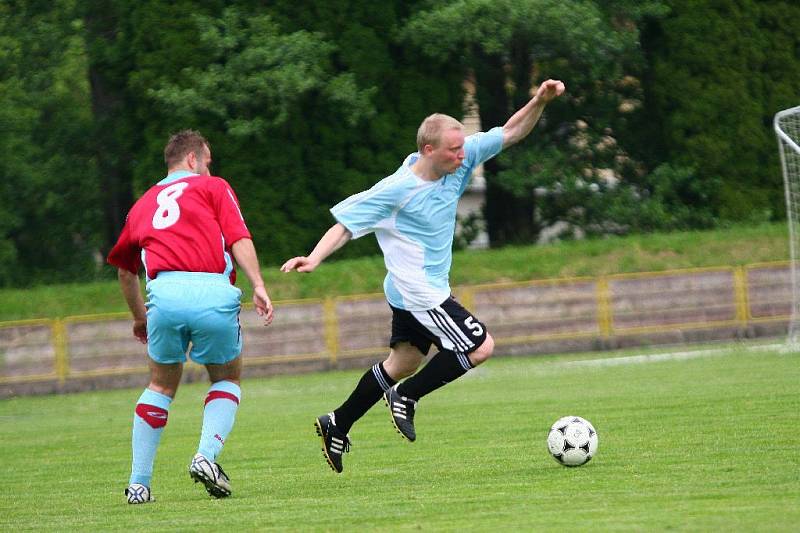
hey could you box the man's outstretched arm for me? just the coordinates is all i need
[502,79,565,149]
[281,223,352,273]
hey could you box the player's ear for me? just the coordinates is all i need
[186,151,196,170]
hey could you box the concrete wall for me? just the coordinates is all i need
[0,263,791,397]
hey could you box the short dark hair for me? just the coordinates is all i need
[164,130,209,168]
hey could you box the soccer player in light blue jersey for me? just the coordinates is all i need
[281,79,565,473]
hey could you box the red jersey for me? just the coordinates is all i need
[107,174,251,284]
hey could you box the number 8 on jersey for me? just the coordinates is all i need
[152,182,189,230]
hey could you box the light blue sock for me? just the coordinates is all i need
[129,388,172,487]
[198,381,241,461]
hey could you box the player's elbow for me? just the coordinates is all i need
[501,128,520,149]
[118,267,137,281]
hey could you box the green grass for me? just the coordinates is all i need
[0,222,789,321]
[1,342,797,530]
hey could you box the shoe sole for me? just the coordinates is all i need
[383,392,416,442]
[189,467,231,499]
[314,419,343,474]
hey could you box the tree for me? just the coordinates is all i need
[642,0,800,222]
[0,0,102,285]
[132,1,465,262]
[402,0,671,244]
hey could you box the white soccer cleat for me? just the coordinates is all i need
[125,483,153,504]
[189,453,232,498]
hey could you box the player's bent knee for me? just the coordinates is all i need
[470,334,495,366]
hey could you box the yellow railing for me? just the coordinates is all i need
[0,261,792,387]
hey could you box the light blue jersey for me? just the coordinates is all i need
[331,127,504,311]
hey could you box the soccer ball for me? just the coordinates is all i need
[125,483,151,504]
[547,416,598,467]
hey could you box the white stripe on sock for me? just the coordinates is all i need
[372,364,391,391]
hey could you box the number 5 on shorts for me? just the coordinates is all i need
[464,316,484,337]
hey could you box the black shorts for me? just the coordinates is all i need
[389,296,488,356]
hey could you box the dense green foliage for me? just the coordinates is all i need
[82,0,464,265]
[2,344,798,529]
[0,0,797,286]
[0,0,102,284]
[404,0,676,242]
[642,0,800,223]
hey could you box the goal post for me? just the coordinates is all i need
[774,105,800,347]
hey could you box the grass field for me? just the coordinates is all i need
[2,341,797,530]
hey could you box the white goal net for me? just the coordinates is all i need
[774,106,800,347]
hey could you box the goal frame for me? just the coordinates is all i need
[774,105,800,346]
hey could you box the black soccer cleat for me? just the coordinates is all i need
[384,384,417,442]
[315,413,351,473]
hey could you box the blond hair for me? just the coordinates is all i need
[416,113,463,152]
[164,129,209,168]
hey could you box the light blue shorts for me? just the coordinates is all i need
[145,272,243,365]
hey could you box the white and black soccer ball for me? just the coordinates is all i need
[547,416,598,467]
[125,483,151,504]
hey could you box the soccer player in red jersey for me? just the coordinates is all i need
[107,130,273,503]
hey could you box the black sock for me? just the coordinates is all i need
[396,350,474,401]
[333,362,396,434]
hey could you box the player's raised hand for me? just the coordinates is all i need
[535,79,565,103]
[253,285,274,325]
[280,256,319,273]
